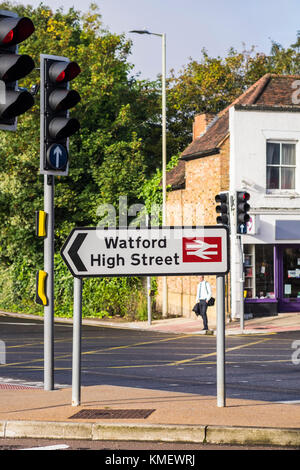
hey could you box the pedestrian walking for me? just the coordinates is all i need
[195,275,212,330]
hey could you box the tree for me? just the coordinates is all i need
[0,2,160,317]
[166,38,300,153]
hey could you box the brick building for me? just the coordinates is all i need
[156,74,300,325]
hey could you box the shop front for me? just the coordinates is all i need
[276,245,300,312]
[244,243,300,316]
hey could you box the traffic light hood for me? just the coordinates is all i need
[49,61,81,83]
[0,17,34,46]
[0,53,34,82]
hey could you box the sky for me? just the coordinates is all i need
[14,0,300,80]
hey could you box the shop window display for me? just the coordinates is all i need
[255,245,274,299]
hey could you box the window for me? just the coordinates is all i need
[266,142,296,191]
[255,245,274,299]
[244,245,275,299]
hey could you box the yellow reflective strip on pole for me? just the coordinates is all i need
[35,270,48,306]
[35,210,47,237]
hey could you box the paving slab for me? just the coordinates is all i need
[0,384,300,446]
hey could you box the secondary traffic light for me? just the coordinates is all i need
[215,192,230,225]
[40,54,81,176]
[236,191,250,234]
[0,10,35,130]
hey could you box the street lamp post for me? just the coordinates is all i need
[130,30,168,317]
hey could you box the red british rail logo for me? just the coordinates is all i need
[182,237,222,263]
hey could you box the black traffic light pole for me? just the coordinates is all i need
[43,174,54,391]
[40,54,81,391]
[40,54,60,391]
[214,191,229,407]
[236,191,251,332]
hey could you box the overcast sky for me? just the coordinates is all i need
[15,0,300,80]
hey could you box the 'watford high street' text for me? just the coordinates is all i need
[90,235,180,269]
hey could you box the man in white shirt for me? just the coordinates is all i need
[196,275,212,330]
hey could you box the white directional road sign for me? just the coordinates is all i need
[61,226,229,278]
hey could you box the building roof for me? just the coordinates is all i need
[167,74,300,189]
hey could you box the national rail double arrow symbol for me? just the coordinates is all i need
[185,240,218,260]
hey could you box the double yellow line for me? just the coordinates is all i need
[1,335,273,371]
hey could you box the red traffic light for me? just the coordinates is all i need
[0,17,34,46]
[49,61,81,84]
[3,29,13,44]
[236,191,251,225]
[237,191,250,202]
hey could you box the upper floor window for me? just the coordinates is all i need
[266,142,296,191]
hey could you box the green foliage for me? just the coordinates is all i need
[0,1,159,319]
[0,252,147,320]
[54,253,147,319]
[167,41,300,152]
[0,2,300,320]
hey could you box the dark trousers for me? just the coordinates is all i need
[199,300,208,329]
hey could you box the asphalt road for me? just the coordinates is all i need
[0,315,300,403]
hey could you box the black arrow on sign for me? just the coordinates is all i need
[68,233,88,272]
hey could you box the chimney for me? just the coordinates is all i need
[193,113,215,140]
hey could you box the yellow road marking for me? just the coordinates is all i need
[165,338,272,366]
[102,338,274,369]
[2,335,285,371]
[81,334,195,356]
[0,334,195,368]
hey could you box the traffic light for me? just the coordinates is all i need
[236,191,250,234]
[0,10,35,130]
[215,191,230,226]
[40,54,81,176]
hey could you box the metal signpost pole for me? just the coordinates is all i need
[216,274,226,407]
[146,214,152,325]
[61,226,229,406]
[161,32,168,318]
[72,276,83,406]
[238,235,244,332]
[44,175,55,391]
[147,276,152,325]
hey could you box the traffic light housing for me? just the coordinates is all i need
[40,54,81,176]
[0,10,35,130]
[236,191,250,234]
[215,191,230,226]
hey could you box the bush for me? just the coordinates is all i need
[0,253,147,321]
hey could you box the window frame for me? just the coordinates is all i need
[266,140,297,193]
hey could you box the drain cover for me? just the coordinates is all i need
[0,383,41,390]
[69,409,155,419]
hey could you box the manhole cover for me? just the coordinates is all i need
[69,409,155,419]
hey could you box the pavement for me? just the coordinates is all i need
[0,310,300,448]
